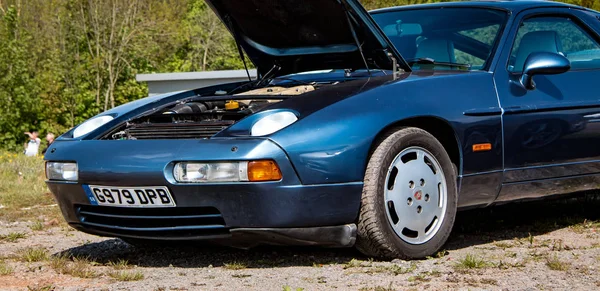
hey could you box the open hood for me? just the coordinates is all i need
[206,0,410,77]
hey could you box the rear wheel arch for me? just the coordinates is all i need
[368,116,462,175]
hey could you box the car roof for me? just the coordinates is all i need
[370,0,585,15]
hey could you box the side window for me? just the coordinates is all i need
[455,24,501,70]
[508,16,600,72]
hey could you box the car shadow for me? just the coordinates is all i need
[446,191,600,251]
[55,192,600,267]
[54,239,361,268]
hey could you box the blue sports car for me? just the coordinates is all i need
[45,0,600,259]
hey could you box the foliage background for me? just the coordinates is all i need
[0,0,598,151]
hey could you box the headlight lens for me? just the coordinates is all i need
[174,162,245,183]
[46,162,78,181]
[173,160,281,183]
[250,111,298,136]
[73,115,114,138]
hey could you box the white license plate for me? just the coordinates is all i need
[84,185,176,208]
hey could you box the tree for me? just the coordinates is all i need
[0,5,41,151]
[164,0,244,72]
[75,0,146,111]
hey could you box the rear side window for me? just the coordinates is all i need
[508,16,600,72]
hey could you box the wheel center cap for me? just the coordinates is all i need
[414,190,423,200]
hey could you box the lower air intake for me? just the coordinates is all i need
[76,205,229,238]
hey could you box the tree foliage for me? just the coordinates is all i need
[0,0,598,151]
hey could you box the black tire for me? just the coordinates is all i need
[356,127,458,259]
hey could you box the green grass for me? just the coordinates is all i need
[528,250,549,262]
[108,270,144,281]
[407,270,441,283]
[29,221,44,231]
[0,151,58,221]
[343,258,373,269]
[25,285,55,291]
[223,262,247,270]
[426,250,449,259]
[106,259,132,270]
[408,273,429,282]
[359,283,396,291]
[367,263,416,275]
[455,254,490,270]
[49,254,69,271]
[18,247,48,262]
[546,254,570,271]
[50,254,99,278]
[434,250,449,258]
[480,278,499,285]
[570,219,600,233]
[527,233,535,246]
[0,232,27,242]
[232,273,252,278]
[496,259,527,270]
[0,260,13,275]
[551,240,564,251]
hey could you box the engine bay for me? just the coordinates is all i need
[104,84,317,140]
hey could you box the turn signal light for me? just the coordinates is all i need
[247,160,282,182]
[472,143,492,152]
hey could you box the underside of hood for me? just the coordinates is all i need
[206,0,410,76]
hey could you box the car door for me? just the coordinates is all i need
[493,8,600,202]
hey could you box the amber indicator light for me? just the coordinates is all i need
[472,143,492,152]
[248,160,282,182]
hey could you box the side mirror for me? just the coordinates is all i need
[520,52,570,90]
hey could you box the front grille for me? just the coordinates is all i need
[76,205,229,238]
[125,121,233,139]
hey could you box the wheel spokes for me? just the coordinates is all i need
[384,147,448,244]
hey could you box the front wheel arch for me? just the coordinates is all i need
[367,116,462,177]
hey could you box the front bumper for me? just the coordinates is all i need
[45,138,363,246]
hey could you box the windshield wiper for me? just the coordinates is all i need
[407,58,471,69]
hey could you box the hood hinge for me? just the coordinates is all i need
[388,52,404,80]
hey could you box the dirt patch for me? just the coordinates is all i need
[1,195,600,290]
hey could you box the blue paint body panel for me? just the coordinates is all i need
[45,1,600,242]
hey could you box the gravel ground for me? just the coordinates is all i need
[1,195,600,291]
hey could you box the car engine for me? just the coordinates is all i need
[105,85,315,140]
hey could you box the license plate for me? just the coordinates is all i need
[83,185,176,208]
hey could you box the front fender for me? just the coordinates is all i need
[269,71,502,185]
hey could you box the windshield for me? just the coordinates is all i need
[371,8,508,71]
